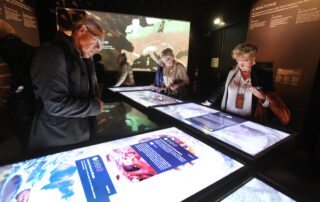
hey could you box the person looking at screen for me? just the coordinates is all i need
[155,48,189,99]
[202,42,290,125]
[28,18,105,152]
[114,52,135,87]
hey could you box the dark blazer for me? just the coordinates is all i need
[28,32,100,151]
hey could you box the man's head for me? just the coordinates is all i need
[0,20,15,39]
[72,18,104,58]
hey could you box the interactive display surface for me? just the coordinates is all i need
[108,85,158,92]
[221,178,295,202]
[56,8,190,72]
[96,102,158,138]
[211,121,290,156]
[0,127,243,202]
[120,90,182,107]
[155,103,245,132]
[155,103,290,157]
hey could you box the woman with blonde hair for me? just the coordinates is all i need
[156,48,189,98]
[203,42,290,125]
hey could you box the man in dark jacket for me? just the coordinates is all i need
[29,18,105,151]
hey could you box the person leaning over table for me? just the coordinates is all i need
[202,42,290,125]
[28,18,105,152]
[155,48,189,99]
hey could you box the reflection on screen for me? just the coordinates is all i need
[97,102,158,137]
[56,8,190,72]
[109,85,158,92]
[120,90,182,107]
[0,127,243,202]
[155,103,245,132]
[221,178,295,202]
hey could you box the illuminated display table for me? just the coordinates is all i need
[153,103,292,160]
[119,90,182,107]
[96,102,158,140]
[0,127,245,202]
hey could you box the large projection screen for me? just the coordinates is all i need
[56,8,190,72]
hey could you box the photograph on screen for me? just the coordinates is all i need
[108,85,158,92]
[120,90,182,107]
[96,101,158,137]
[56,8,190,72]
[155,103,245,132]
[211,121,291,156]
[221,178,295,202]
[0,127,243,202]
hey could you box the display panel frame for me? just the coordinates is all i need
[108,85,158,92]
[151,102,295,161]
[0,127,248,202]
[119,90,183,108]
[95,101,159,142]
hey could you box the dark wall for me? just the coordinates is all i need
[246,0,320,134]
[190,0,251,100]
[197,23,249,100]
[0,0,40,46]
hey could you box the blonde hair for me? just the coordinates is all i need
[232,42,257,59]
[0,20,15,39]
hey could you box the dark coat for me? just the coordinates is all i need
[28,32,101,151]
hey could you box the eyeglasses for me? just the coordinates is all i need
[86,28,103,51]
